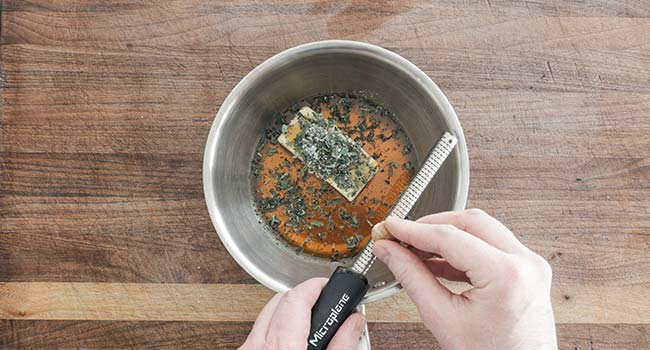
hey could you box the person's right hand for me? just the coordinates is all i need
[373,209,557,350]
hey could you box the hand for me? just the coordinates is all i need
[240,278,367,350]
[373,209,557,350]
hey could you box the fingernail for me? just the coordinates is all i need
[385,216,402,225]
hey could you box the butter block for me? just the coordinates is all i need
[278,106,378,201]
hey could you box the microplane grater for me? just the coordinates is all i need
[351,131,458,275]
[307,132,458,350]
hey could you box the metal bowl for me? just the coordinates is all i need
[203,40,469,303]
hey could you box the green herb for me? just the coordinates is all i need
[269,215,281,227]
[345,234,363,251]
[338,208,359,227]
[292,110,372,193]
[317,232,327,240]
[264,128,281,145]
[366,129,375,142]
[311,220,324,227]
[327,217,336,231]
[388,161,399,178]
[258,197,279,212]
[350,214,359,227]
[267,148,277,156]
[378,132,393,141]
[327,198,342,206]
[274,113,286,126]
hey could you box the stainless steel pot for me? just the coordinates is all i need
[203,40,469,304]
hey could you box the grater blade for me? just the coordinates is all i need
[351,132,458,275]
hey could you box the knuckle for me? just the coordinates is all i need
[494,263,528,311]
[389,259,418,289]
[542,260,553,281]
[439,224,459,234]
[498,297,526,318]
[499,258,525,287]
[531,253,553,283]
[262,339,277,350]
[464,208,488,218]
[263,339,302,350]
[392,261,412,284]
[434,224,458,246]
[281,289,302,306]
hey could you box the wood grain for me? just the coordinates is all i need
[2,153,648,284]
[1,321,649,350]
[1,282,649,324]
[2,2,650,51]
[2,0,650,348]
[2,45,650,155]
[0,197,255,284]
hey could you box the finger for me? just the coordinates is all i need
[424,259,470,283]
[416,209,525,253]
[408,246,440,260]
[243,292,284,347]
[266,278,328,348]
[328,312,366,350]
[374,239,453,312]
[384,216,505,287]
[405,248,462,281]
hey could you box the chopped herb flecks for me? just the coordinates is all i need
[388,161,399,179]
[291,110,374,194]
[345,234,363,251]
[251,92,417,260]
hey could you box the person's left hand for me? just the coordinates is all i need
[240,278,367,349]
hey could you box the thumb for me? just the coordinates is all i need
[374,240,453,311]
[327,312,366,350]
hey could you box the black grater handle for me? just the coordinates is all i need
[307,266,369,350]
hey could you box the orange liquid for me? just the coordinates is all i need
[252,95,416,259]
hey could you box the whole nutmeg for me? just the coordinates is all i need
[371,221,395,241]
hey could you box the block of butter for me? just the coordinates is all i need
[278,106,378,202]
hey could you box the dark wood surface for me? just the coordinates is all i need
[2,321,650,350]
[1,0,650,349]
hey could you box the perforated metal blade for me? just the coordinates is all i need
[351,132,458,275]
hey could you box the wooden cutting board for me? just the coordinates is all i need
[2,1,650,349]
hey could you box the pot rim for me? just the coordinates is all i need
[202,40,470,303]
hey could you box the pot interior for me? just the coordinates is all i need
[205,43,466,302]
